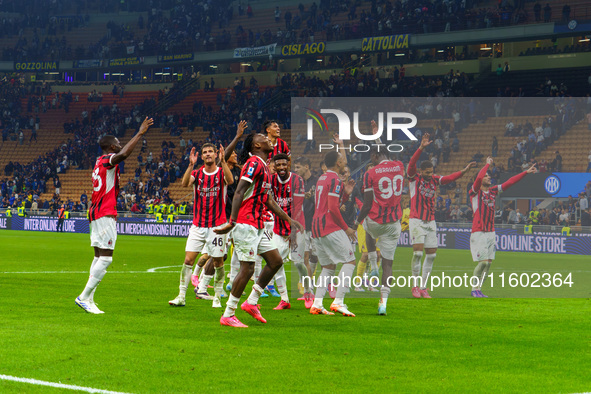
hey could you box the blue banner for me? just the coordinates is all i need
[3,216,589,254]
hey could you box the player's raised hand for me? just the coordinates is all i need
[462,161,478,173]
[237,120,248,138]
[214,221,235,234]
[189,147,199,165]
[420,133,432,149]
[139,117,154,135]
[332,132,343,145]
[218,145,226,162]
[526,163,537,174]
[486,157,494,165]
[344,179,356,195]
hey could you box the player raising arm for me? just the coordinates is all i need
[469,157,536,297]
[169,143,233,308]
[76,117,153,314]
[407,133,477,298]
[214,133,303,328]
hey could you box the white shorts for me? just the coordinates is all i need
[363,217,401,261]
[304,230,316,254]
[312,230,356,267]
[409,218,438,248]
[232,223,276,262]
[185,225,228,258]
[470,231,496,262]
[274,233,291,262]
[291,231,305,264]
[90,216,117,250]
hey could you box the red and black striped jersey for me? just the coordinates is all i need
[470,186,500,233]
[192,167,227,227]
[312,171,349,238]
[409,175,441,222]
[237,155,272,229]
[470,164,527,233]
[407,146,463,222]
[268,137,290,160]
[271,172,305,236]
[363,160,405,224]
[89,153,119,222]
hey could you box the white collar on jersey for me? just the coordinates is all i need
[326,170,337,174]
[202,167,219,176]
[251,154,268,167]
[277,172,292,184]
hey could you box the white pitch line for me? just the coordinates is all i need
[0,374,132,394]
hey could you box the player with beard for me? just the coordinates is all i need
[169,143,233,308]
[191,121,248,291]
[408,133,477,298]
[215,133,303,327]
[355,149,405,315]
[469,157,536,297]
[270,153,310,309]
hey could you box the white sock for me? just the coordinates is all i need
[79,256,112,300]
[229,249,240,285]
[334,263,355,301]
[89,257,99,301]
[247,284,264,305]
[295,262,312,293]
[223,294,240,318]
[179,263,193,297]
[472,262,487,291]
[421,253,436,290]
[198,274,213,294]
[275,265,289,302]
[411,251,423,285]
[368,251,378,272]
[480,262,492,290]
[380,286,391,307]
[214,266,225,298]
[192,263,202,277]
[312,267,334,308]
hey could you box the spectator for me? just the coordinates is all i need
[559,209,570,225]
[581,208,591,226]
[534,2,542,22]
[579,193,589,212]
[543,3,552,22]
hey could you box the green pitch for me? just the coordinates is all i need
[0,230,589,393]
